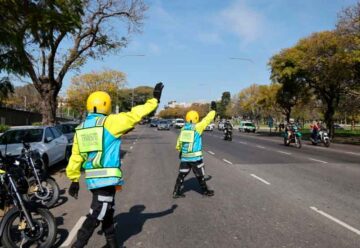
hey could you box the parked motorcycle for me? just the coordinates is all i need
[0,155,57,248]
[20,142,60,208]
[223,128,233,141]
[310,129,330,147]
[284,127,302,148]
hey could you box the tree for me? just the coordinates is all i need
[218,91,231,118]
[0,0,147,124]
[269,47,310,122]
[295,31,360,137]
[158,103,211,119]
[0,77,14,107]
[5,84,41,112]
[117,86,153,112]
[66,70,126,118]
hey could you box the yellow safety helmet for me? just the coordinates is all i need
[86,91,112,115]
[185,110,199,124]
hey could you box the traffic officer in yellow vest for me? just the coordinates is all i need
[173,101,217,198]
[66,83,164,248]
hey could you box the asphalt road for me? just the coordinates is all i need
[47,126,360,247]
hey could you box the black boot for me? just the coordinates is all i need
[197,176,214,197]
[103,236,118,248]
[173,177,185,199]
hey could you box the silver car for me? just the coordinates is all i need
[157,120,171,130]
[0,126,69,168]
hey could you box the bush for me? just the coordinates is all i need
[0,125,10,133]
[32,122,42,126]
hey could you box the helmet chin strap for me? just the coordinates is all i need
[93,107,97,113]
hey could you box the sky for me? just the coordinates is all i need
[60,0,357,109]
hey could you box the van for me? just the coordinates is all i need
[239,121,256,133]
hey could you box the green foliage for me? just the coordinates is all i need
[0,77,14,106]
[5,84,41,112]
[218,91,231,118]
[0,0,147,124]
[158,103,210,119]
[117,86,154,112]
[0,125,9,133]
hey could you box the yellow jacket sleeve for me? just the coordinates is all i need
[195,110,216,135]
[66,135,83,182]
[104,98,158,138]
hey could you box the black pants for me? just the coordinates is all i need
[174,160,209,193]
[72,186,116,248]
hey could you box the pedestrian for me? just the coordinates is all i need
[172,101,217,198]
[66,83,164,248]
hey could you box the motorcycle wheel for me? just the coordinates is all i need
[284,138,290,146]
[26,177,60,208]
[324,139,330,147]
[1,207,57,248]
[296,137,302,149]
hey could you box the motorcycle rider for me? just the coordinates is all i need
[224,120,233,140]
[310,120,321,142]
[285,118,297,139]
[172,101,217,198]
[66,83,164,248]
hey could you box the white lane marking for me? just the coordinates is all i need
[208,151,215,155]
[309,158,328,164]
[130,146,133,150]
[346,151,360,156]
[239,141,247,145]
[61,216,87,247]
[277,151,292,155]
[310,206,360,236]
[223,159,233,165]
[250,174,271,185]
[256,145,266,149]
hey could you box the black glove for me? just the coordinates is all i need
[211,101,217,111]
[153,82,164,102]
[69,182,79,199]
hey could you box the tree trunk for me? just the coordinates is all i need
[37,79,60,125]
[324,102,335,139]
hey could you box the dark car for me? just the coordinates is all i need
[150,119,158,127]
[56,122,79,145]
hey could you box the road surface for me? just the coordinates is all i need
[48,126,360,248]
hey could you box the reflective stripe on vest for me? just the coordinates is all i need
[85,168,122,179]
[181,151,203,158]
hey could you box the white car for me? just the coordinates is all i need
[205,123,215,131]
[175,118,185,129]
[0,126,70,168]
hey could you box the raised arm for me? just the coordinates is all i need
[195,110,216,135]
[104,83,164,138]
[105,98,158,138]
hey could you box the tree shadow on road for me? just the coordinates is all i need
[115,204,177,247]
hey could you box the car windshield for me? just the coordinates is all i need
[176,120,184,123]
[1,129,43,144]
[160,121,168,124]
[245,123,255,127]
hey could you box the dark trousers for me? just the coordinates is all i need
[72,186,116,248]
[173,160,209,192]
